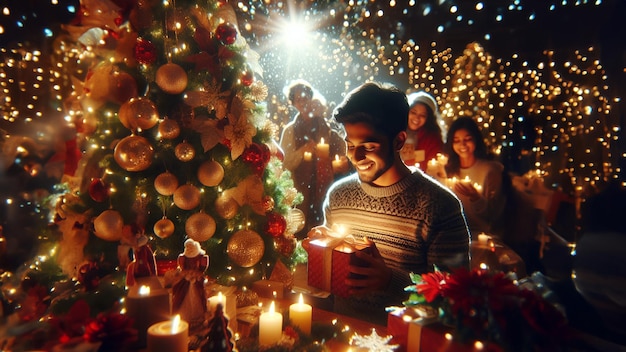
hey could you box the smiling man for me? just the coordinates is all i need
[307,82,470,324]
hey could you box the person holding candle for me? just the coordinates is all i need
[443,117,506,240]
[279,80,348,238]
[399,91,444,171]
[172,239,209,327]
[307,82,470,325]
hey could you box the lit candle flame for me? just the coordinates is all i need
[269,301,276,314]
[298,293,304,305]
[139,285,150,296]
[172,314,181,334]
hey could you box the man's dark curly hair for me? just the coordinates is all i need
[333,82,408,140]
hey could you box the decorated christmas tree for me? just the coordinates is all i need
[53,0,302,286]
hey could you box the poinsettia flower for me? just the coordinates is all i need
[223,97,257,160]
[84,311,136,344]
[416,270,449,303]
[191,118,224,152]
[224,175,265,215]
[441,268,518,315]
[48,300,92,343]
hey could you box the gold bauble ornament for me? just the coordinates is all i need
[175,141,195,162]
[227,229,264,267]
[185,212,216,242]
[154,171,179,196]
[215,193,239,219]
[156,63,188,95]
[197,160,225,186]
[154,217,175,239]
[287,208,306,234]
[118,97,159,131]
[114,135,154,172]
[158,119,180,139]
[173,184,201,210]
[93,210,124,241]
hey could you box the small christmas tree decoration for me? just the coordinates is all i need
[203,303,236,352]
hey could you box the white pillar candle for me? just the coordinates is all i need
[259,301,282,346]
[303,151,312,162]
[126,285,171,348]
[316,137,330,159]
[147,315,189,352]
[289,293,312,335]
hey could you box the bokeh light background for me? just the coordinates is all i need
[1,0,625,192]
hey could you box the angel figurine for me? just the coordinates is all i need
[172,239,209,326]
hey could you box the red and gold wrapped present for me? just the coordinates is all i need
[306,235,372,297]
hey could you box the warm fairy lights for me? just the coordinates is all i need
[0,1,623,228]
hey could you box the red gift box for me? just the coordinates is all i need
[306,237,343,292]
[306,236,372,297]
[330,240,372,298]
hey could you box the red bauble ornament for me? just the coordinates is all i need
[89,178,109,202]
[215,23,237,45]
[242,143,263,165]
[135,38,157,65]
[274,236,297,257]
[241,71,254,86]
[265,212,287,238]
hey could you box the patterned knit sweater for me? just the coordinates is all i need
[324,170,470,324]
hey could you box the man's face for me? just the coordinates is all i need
[344,122,395,185]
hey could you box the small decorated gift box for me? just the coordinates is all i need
[306,236,372,298]
[387,306,438,352]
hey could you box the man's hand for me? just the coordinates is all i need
[345,238,392,295]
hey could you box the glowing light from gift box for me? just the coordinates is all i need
[328,223,349,239]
